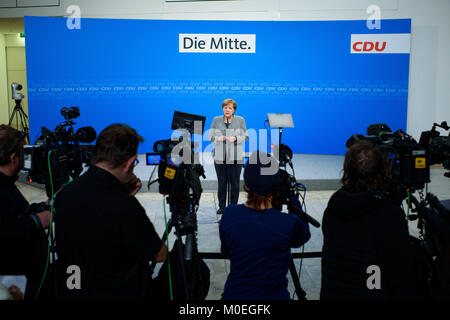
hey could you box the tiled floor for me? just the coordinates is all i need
[16,167,450,300]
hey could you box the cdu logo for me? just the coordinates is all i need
[353,41,386,52]
[351,33,411,54]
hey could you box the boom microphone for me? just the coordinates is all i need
[287,201,321,228]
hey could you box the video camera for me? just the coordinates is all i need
[24,107,96,197]
[155,136,204,202]
[265,113,321,228]
[150,111,209,300]
[11,82,24,101]
[271,144,321,228]
[419,121,450,177]
[151,111,206,236]
[346,124,430,197]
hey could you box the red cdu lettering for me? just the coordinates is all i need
[352,42,363,52]
[363,42,374,51]
[375,41,386,52]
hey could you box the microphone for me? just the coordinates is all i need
[287,201,321,228]
[278,144,293,167]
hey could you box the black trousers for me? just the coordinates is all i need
[214,162,242,210]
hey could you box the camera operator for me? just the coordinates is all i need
[55,124,167,300]
[321,140,419,300]
[0,124,50,300]
[219,151,310,300]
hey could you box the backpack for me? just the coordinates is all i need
[152,240,210,301]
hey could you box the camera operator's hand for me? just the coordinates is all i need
[8,285,24,300]
[227,136,237,143]
[36,210,51,229]
[130,179,142,196]
[124,174,142,196]
[217,135,227,142]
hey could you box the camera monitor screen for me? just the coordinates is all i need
[146,153,162,166]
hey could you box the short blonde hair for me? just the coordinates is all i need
[222,98,237,111]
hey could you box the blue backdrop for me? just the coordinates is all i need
[24,17,411,155]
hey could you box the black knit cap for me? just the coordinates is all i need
[244,151,280,196]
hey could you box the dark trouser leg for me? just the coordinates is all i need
[214,162,227,210]
[228,163,242,204]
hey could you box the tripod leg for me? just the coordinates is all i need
[175,231,190,300]
[19,110,30,143]
[184,249,196,300]
[289,256,307,301]
[8,107,20,130]
[150,219,172,274]
[226,165,231,207]
[8,103,31,143]
[192,245,209,300]
[8,108,16,126]
[19,110,26,134]
[185,234,208,300]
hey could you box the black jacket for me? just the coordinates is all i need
[55,166,163,300]
[0,172,46,274]
[0,172,49,299]
[320,188,419,300]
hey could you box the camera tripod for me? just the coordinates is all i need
[151,205,209,301]
[9,99,30,143]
